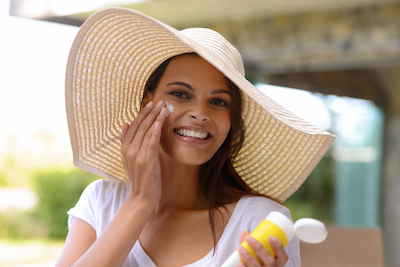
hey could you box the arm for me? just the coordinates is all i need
[56,199,154,267]
[55,218,96,267]
[56,100,168,267]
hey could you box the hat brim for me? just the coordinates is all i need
[66,8,335,201]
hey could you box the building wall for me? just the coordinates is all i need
[212,2,400,75]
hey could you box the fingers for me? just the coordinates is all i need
[269,236,289,266]
[240,231,250,244]
[143,107,168,156]
[121,123,130,144]
[238,235,288,267]
[123,100,161,144]
[120,101,153,145]
[238,244,262,267]
[121,100,165,148]
[133,100,166,150]
[238,231,260,267]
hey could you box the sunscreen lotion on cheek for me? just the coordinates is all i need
[221,211,327,267]
[165,100,174,116]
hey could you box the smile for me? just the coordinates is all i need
[174,128,211,140]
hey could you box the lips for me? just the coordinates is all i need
[174,128,211,140]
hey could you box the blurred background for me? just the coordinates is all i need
[1,0,400,266]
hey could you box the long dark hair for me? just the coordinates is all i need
[143,53,274,246]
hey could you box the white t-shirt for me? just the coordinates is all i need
[68,179,300,267]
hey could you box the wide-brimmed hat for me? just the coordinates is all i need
[66,8,335,201]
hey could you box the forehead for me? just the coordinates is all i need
[161,54,230,90]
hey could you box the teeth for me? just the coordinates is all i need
[176,129,208,139]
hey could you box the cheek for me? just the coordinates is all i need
[217,113,232,139]
[159,110,180,141]
[160,115,173,137]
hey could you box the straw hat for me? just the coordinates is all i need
[66,8,335,201]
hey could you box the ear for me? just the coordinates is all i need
[141,91,152,110]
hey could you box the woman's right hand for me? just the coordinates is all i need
[121,100,168,207]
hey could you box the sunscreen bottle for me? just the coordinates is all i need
[221,211,327,267]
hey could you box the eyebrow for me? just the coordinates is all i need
[167,82,232,96]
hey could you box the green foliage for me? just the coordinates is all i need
[0,211,47,240]
[0,170,9,186]
[0,156,20,187]
[285,153,334,223]
[0,155,334,241]
[32,168,100,239]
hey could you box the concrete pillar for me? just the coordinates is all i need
[382,117,400,267]
[376,67,400,267]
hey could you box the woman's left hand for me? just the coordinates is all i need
[237,231,289,267]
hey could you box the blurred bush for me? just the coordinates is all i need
[32,168,100,239]
[0,168,99,240]
[0,211,47,239]
[0,170,8,186]
[285,153,334,223]
[0,156,334,240]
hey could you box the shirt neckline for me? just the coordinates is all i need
[132,196,248,267]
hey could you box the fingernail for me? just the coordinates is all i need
[156,100,164,108]
[145,101,154,109]
[160,107,168,116]
[239,246,248,254]
[154,121,161,130]
[245,235,256,244]
[269,235,278,243]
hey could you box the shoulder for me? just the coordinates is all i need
[239,195,289,214]
[81,179,129,207]
[84,179,128,195]
[68,179,129,233]
[235,195,292,230]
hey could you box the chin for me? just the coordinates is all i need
[160,146,216,166]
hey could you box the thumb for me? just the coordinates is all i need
[240,231,250,244]
[121,123,129,143]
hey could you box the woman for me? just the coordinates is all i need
[58,8,335,267]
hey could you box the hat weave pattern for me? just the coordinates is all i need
[66,8,335,201]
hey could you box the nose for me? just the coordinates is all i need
[188,102,210,122]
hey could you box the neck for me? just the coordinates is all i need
[156,155,208,212]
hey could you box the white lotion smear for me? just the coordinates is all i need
[165,100,174,116]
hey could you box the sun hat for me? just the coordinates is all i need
[65,7,335,202]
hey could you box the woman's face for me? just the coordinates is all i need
[147,54,232,166]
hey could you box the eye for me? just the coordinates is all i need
[211,99,229,107]
[169,91,190,99]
